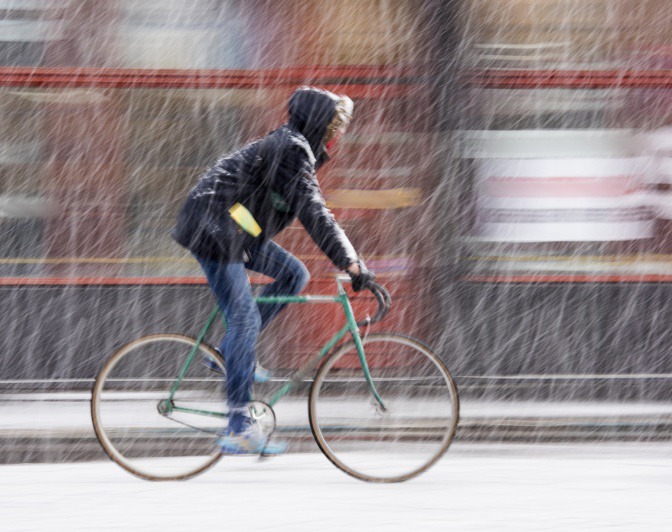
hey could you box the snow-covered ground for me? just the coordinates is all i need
[2,443,671,531]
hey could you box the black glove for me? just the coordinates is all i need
[348,260,375,292]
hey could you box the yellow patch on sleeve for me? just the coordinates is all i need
[228,203,262,237]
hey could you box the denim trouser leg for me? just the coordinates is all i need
[246,240,311,330]
[196,256,260,412]
[195,241,308,424]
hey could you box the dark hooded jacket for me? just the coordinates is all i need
[171,87,358,269]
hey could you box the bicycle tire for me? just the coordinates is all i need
[91,334,226,481]
[308,333,459,483]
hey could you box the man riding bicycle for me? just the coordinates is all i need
[172,86,374,455]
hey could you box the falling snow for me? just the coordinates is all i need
[2,1,672,530]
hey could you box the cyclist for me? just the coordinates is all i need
[172,86,375,455]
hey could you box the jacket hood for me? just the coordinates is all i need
[288,87,340,167]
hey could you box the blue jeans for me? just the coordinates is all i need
[195,240,310,419]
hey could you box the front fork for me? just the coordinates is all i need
[339,293,387,411]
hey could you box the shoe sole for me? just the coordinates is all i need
[218,437,286,455]
[219,444,285,456]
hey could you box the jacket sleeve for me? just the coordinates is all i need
[273,145,358,270]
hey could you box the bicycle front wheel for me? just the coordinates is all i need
[309,334,459,483]
[92,334,227,481]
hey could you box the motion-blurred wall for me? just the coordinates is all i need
[0,0,450,379]
[2,0,672,401]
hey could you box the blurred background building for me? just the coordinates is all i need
[2,0,672,404]
[0,0,450,381]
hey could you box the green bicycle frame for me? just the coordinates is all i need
[164,281,385,420]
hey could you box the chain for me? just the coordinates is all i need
[163,413,222,436]
[162,400,276,438]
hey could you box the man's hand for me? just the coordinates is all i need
[347,260,375,292]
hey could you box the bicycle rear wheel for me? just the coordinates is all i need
[309,333,459,483]
[91,334,227,481]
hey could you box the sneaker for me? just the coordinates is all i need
[253,363,272,384]
[217,416,287,455]
[203,349,273,383]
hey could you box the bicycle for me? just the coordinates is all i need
[91,276,459,483]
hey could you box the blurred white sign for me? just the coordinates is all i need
[466,130,653,242]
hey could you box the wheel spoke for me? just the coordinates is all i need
[92,335,227,481]
[309,334,459,482]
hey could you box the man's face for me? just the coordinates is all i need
[324,97,353,147]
